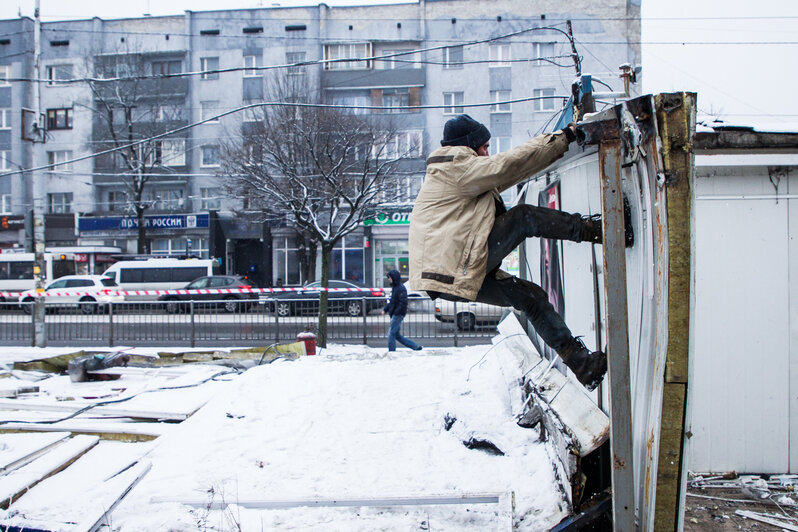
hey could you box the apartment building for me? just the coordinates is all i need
[0,0,640,287]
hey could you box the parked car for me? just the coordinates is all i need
[158,275,258,313]
[434,298,509,330]
[261,280,386,317]
[403,281,433,313]
[18,275,124,314]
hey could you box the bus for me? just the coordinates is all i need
[0,246,121,302]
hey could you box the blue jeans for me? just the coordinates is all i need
[388,314,420,351]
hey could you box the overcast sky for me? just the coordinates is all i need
[2,0,796,128]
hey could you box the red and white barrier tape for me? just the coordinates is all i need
[0,286,386,300]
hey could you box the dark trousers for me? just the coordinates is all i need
[441,205,586,353]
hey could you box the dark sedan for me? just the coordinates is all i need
[158,275,258,313]
[261,280,386,317]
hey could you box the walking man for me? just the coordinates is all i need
[382,270,422,352]
[409,114,630,390]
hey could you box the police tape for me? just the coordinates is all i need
[0,286,387,300]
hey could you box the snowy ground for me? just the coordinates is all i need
[0,343,569,530]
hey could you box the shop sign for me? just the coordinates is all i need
[1,215,24,231]
[79,213,210,233]
[363,211,411,226]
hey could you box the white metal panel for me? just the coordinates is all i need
[790,170,798,474]
[690,169,791,473]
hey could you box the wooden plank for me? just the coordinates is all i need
[72,460,152,532]
[0,399,191,421]
[654,92,696,530]
[599,138,636,531]
[0,435,99,509]
[0,432,71,474]
[0,421,168,442]
[735,510,798,531]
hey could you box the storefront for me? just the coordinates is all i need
[364,206,412,288]
[78,213,211,258]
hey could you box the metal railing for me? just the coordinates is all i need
[1,297,507,348]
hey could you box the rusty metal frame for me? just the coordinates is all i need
[598,137,636,531]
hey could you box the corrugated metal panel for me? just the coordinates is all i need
[690,167,791,473]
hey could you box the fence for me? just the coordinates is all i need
[0,296,506,348]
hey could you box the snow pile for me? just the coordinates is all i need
[99,344,568,530]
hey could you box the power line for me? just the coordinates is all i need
[5,24,577,84]
[0,94,571,179]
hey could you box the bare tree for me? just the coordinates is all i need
[221,74,408,346]
[84,50,188,254]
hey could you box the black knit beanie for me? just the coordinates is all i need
[440,114,491,151]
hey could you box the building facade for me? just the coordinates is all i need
[0,0,641,287]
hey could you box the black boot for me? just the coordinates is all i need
[580,197,635,248]
[558,338,607,391]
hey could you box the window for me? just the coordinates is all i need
[533,42,555,60]
[150,239,208,259]
[443,45,463,69]
[47,151,72,172]
[286,51,306,76]
[0,194,10,214]
[0,108,10,129]
[0,150,10,170]
[201,145,220,167]
[331,236,364,283]
[45,64,73,85]
[489,44,511,67]
[201,101,219,122]
[200,187,222,210]
[324,43,372,70]
[382,88,408,113]
[377,131,422,160]
[489,137,511,155]
[490,90,511,113]
[381,49,420,70]
[158,140,186,166]
[443,92,463,115]
[273,236,303,285]
[242,100,261,122]
[200,57,219,80]
[148,188,184,210]
[46,108,72,130]
[152,60,182,75]
[151,105,182,122]
[107,191,126,212]
[243,55,259,77]
[47,192,72,214]
[331,93,370,115]
[0,65,9,85]
[533,88,556,111]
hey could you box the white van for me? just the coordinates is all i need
[102,258,216,300]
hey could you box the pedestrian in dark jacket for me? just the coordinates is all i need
[382,270,422,352]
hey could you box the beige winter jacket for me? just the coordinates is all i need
[408,130,572,300]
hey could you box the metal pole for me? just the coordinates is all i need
[598,139,635,531]
[452,301,458,348]
[190,300,195,348]
[362,296,367,345]
[274,304,280,343]
[108,301,114,347]
[31,0,46,347]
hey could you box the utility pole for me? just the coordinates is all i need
[31,0,46,347]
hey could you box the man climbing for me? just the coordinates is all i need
[409,114,631,390]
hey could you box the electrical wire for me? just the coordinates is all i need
[0,93,570,179]
[5,24,577,84]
